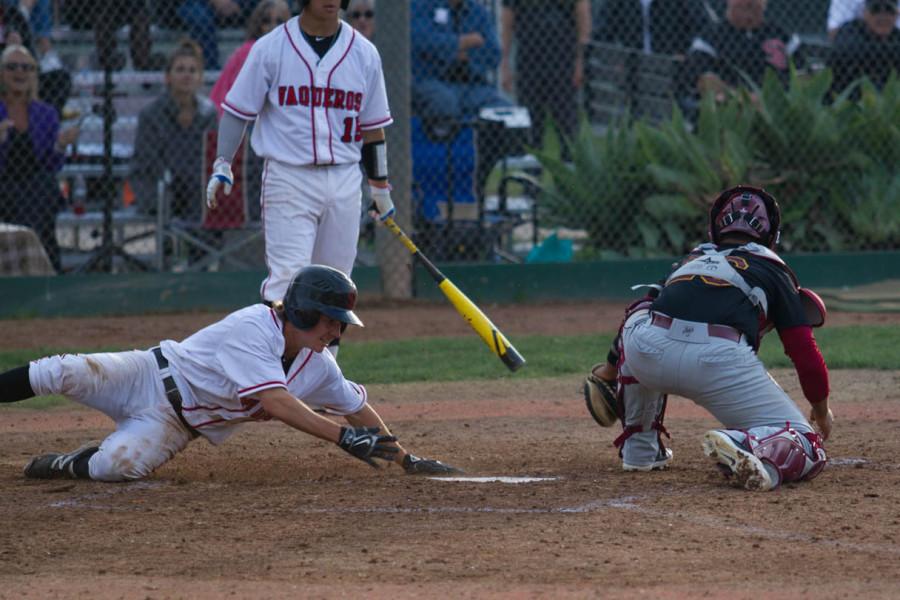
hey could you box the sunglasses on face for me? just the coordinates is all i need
[350,10,374,19]
[266,17,287,26]
[3,62,36,72]
[868,2,899,13]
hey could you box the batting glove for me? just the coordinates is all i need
[368,184,395,222]
[206,157,233,209]
[402,453,462,475]
[338,426,399,468]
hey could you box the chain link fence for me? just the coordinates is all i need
[0,0,897,279]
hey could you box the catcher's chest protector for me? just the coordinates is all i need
[666,243,793,319]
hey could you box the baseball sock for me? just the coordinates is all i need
[0,365,35,403]
[71,447,99,479]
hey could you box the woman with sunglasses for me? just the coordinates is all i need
[210,0,293,119]
[0,44,78,272]
[346,0,375,40]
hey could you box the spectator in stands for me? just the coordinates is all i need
[0,2,69,115]
[684,0,806,99]
[131,40,217,231]
[346,0,375,40]
[411,0,510,131]
[830,0,900,95]
[594,0,709,56]
[210,0,292,118]
[0,45,79,271]
[829,0,900,39]
[62,1,163,71]
[176,0,261,69]
[500,0,592,146]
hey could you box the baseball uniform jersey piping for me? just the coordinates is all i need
[325,29,357,164]
[222,101,256,120]
[359,116,392,130]
[284,23,319,164]
[286,351,315,384]
[260,161,273,300]
[349,382,367,405]
[238,380,287,396]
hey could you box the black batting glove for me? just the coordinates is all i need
[402,453,462,475]
[338,426,399,468]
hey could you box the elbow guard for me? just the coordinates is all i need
[362,140,388,181]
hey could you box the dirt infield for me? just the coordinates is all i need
[2,302,900,598]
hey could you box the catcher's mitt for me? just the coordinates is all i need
[584,366,620,428]
[402,453,461,475]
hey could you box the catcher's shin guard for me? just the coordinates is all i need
[703,426,826,491]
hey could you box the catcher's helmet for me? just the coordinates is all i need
[282,265,363,330]
[709,185,782,249]
[300,0,351,9]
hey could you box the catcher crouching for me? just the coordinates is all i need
[584,185,832,491]
[0,265,459,481]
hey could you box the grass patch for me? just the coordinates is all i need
[0,326,897,396]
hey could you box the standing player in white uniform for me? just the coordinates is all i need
[2,266,458,481]
[206,0,395,305]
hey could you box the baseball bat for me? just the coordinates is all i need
[383,216,526,372]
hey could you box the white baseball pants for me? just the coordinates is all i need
[29,351,194,481]
[259,159,362,303]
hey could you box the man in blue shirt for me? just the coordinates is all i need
[411,0,510,127]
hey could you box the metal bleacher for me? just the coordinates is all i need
[52,23,241,272]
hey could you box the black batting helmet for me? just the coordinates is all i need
[708,185,782,249]
[282,265,363,330]
[300,0,351,9]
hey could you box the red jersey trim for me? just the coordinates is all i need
[359,115,393,130]
[286,351,315,385]
[284,24,318,164]
[326,28,356,164]
[222,101,256,120]
[259,160,274,301]
[238,381,286,395]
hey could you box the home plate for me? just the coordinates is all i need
[427,476,560,484]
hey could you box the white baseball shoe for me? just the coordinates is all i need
[702,430,775,491]
[622,447,673,472]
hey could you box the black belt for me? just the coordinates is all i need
[151,347,200,438]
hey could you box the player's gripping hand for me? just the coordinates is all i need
[402,453,462,475]
[206,157,234,209]
[368,183,395,222]
[338,426,398,468]
[809,404,834,441]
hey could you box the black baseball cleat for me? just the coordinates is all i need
[24,443,99,479]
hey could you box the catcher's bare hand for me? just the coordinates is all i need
[338,426,398,468]
[401,453,462,475]
[809,405,833,441]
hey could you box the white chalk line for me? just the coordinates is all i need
[48,480,167,509]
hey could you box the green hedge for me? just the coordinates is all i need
[536,69,900,258]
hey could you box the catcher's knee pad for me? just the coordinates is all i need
[749,426,827,486]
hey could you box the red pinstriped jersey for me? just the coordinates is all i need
[223,18,392,166]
